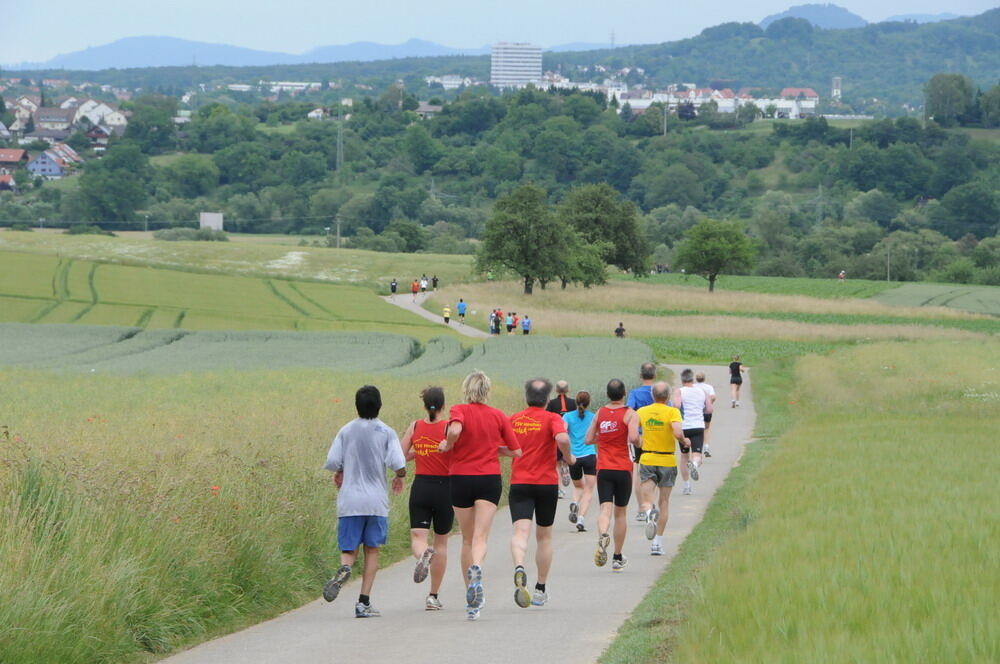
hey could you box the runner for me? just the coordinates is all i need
[627,362,657,522]
[505,312,514,335]
[508,379,573,608]
[521,315,532,335]
[390,278,398,298]
[420,275,429,294]
[432,275,439,290]
[546,381,576,492]
[322,385,407,618]
[457,298,467,324]
[635,382,686,556]
[438,371,522,621]
[563,391,597,533]
[673,369,711,495]
[585,379,639,572]
[729,355,746,407]
[399,387,453,610]
[411,279,420,302]
[695,372,717,457]
[443,305,451,325]
[614,322,626,338]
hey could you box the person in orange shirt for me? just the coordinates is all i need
[411,279,420,302]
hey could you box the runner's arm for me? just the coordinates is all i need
[499,417,523,458]
[400,421,417,461]
[555,432,574,465]
[583,417,599,446]
[438,421,461,452]
[625,408,640,446]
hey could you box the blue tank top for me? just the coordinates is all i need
[563,410,596,458]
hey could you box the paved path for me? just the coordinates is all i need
[164,365,754,664]
[382,292,490,339]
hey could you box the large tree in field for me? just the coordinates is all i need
[558,183,650,275]
[476,184,570,294]
[674,219,756,292]
[925,74,974,127]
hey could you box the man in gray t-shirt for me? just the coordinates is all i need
[322,385,407,618]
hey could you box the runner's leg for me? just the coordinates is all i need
[453,506,474,583]
[612,505,628,555]
[430,532,449,596]
[656,485,673,537]
[471,499,498,566]
[579,474,596,519]
[510,519,531,569]
[410,528,429,560]
[361,545,379,596]
[535,525,554,584]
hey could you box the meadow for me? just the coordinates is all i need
[631,272,897,299]
[873,282,1000,316]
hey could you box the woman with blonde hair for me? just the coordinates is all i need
[438,371,521,621]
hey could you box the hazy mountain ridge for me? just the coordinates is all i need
[882,13,962,24]
[760,3,868,29]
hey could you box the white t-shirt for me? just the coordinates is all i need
[697,382,716,401]
[324,418,406,517]
[676,385,707,430]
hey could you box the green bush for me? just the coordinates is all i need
[152,227,229,242]
[65,224,115,236]
[6,223,32,232]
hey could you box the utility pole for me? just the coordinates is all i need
[335,216,342,249]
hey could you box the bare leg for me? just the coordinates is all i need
[430,532,449,595]
[535,525,553,584]
[597,501,613,535]
[656,486,673,536]
[360,545,379,596]
[679,451,691,481]
[340,550,358,567]
[579,475,596,518]
[612,505,628,555]
[692,451,703,467]
[470,499,498,566]
[410,528,429,560]
[453,506,474,582]
[510,519,531,569]
[731,382,738,403]
[639,479,655,513]
[571,477,585,504]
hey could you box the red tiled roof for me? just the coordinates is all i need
[780,87,819,98]
[0,148,27,162]
[0,174,13,183]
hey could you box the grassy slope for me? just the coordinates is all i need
[874,282,1000,316]
[602,339,999,663]
[633,272,897,299]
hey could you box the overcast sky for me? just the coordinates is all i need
[2,0,996,64]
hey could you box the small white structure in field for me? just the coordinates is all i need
[199,212,224,231]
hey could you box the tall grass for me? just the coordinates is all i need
[0,369,519,663]
[669,340,1000,662]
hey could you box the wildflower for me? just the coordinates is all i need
[211,485,221,496]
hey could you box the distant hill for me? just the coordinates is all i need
[882,13,961,24]
[760,3,868,29]
[301,39,487,63]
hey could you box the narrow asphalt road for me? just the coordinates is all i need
[164,365,754,664]
[382,292,490,339]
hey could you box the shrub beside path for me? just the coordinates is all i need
[383,292,490,339]
[163,364,755,664]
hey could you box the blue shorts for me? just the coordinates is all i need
[337,515,388,552]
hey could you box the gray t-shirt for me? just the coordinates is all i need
[324,417,406,517]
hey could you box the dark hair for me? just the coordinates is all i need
[355,385,382,419]
[606,378,626,402]
[575,391,591,419]
[640,362,656,380]
[421,386,445,422]
[525,378,553,408]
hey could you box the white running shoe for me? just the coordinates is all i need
[466,606,480,621]
[612,556,628,572]
[413,547,435,583]
[568,501,579,524]
[636,510,647,522]
[688,460,700,481]
[682,482,692,495]
[645,508,658,541]
[704,445,712,458]
[425,595,443,611]
[531,588,548,606]
[355,602,381,618]
[650,542,664,556]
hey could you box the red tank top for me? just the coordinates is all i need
[596,406,632,471]
[411,419,450,476]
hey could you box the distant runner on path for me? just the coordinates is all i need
[411,280,420,302]
[508,379,573,608]
[400,387,453,611]
[563,392,597,533]
[586,379,639,573]
[521,315,532,335]
[432,275,439,290]
[438,371,522,621]
[457,299,467,324]
[695,372,717,457]
[673,369,711,496]
[322,386,407,618]
[614,322,626,338]
[390,279,398,298]
[729,355,747,408]
[635,382,685,556]
[443,305,451,325]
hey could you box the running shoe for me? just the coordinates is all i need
[568,501,579,524]
[425,595,443,611]
[513,567,530,608]
[704,445,712,458]
[466,564,485,609]
[688,460,700,481]
[736,401,741,407]
[594,533,611,567]
[322,564,351,602]
[559,461,571,487]
[576,522,587,533]
[731,400,736,408]
[413,547,435,584]
[650,542,664,556]
[645,507,659,541]
[636,510,647,522]
[466,606,480,621]
[531,589,548,606]
[355,602,381,618]
[612,556,628,572]
[558,487,566,499]
[682,482,692,495]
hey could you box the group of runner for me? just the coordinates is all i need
[388,275,439,302]
[321,362,735,621]
[487,308,532,335]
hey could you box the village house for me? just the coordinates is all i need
[86,124,113,150]
[0,148,28,174]
[47,143,83,165]
[19,128,73,146]
[415,102,443,120]
[306,107,328,120]
[73,99,128,129]
[0,121,11,140]
[0,174,17,191]
[26,150,68,179]
[33,107,76,131]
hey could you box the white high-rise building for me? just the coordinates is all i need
[490,43,542,89]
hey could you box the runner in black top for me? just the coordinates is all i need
[729,355,746,408]
[614,323,626,338]
[547,381,576,490]
[390,279,398,297]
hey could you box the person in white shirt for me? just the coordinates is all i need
[695,372,717,458]
[672,369,712,495]
[322,385,407,618]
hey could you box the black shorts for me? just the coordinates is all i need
[703,413,713,424]
[569,454,597,480]
[409,475,454,535]
[450,474,502,508]
[680,428,705,454]
[506,324,513,332]
[596,469,633,507]
[508,484,559,527]
[522,329,529,335]
[730,377,742,385]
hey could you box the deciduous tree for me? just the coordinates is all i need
[674,219,756,291]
